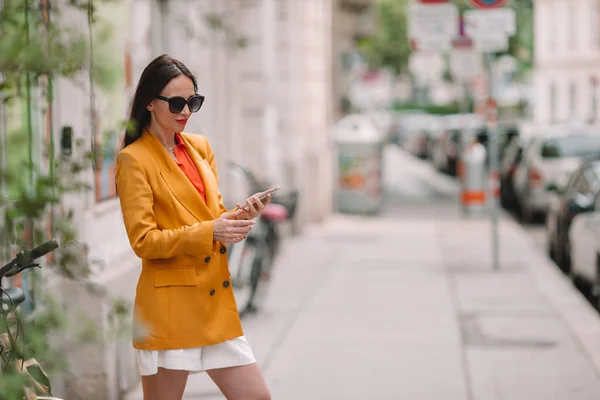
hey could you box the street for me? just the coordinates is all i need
[123,145,600,400]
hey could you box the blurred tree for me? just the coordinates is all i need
[508,0,534,76]
[357,0,534,78]
[0,0,130,398]
[356,0,411,75]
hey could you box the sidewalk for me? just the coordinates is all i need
[126,197,600,399]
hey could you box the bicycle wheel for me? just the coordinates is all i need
[229,241,258,314]
[245,251,266,313]
[0,289,25,367]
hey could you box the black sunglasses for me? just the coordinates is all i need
[156,94,205,114]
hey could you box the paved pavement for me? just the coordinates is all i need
[126,147,600,399]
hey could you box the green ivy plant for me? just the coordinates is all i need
[0,0,131,398]
[1,1,250,397]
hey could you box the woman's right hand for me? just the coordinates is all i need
[213,209,255,243]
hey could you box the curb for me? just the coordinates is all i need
[504,216,600,377]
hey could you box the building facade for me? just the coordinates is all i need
[25,0,337,398]
[533,0,600,124]
[0,0,377,396]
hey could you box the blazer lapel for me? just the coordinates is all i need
[180,135,220,217]
[140,131,214,222]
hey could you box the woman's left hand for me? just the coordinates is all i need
[236,192,272,220]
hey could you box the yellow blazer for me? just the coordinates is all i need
[115,130,243,350]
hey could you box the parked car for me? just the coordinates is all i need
[500,131,532,209]
[568,194,600,306]
[511,131,600,222]
[546,157,600,272]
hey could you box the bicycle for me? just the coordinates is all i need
[225,163,299,314]
[0,239,62,400]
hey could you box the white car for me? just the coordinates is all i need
[511,130,600,222]
[569,200,600,306]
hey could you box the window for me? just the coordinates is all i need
[570,82,577,118]
[566,171,584,194]
[541,135,600,159]
[524,138,538,161]
[549,82,557,123]
[151,0,170,54]
[579,171,594,194]
[578,175,592,194]
[566,170,582,192]
[548,1,557,51]
[594,187,600,209]
[566,169,592,197]
[568,2,577,50]
[501,140,519,170]
[591,0,600,49]
[589,161,600,181]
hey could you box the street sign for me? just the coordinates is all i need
[463,8,515,52]
[450,48,483,82]
[467,0,510,8]
[473,35,509,53]
[408,2,459,52]
[410,37,452,52]
[409,52,445,84]
[464,8,516,37]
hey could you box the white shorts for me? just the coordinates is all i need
[135,335,256,376]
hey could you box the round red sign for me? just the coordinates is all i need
[467,0,509,8]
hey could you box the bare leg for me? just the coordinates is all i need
[207,363,271,400]
[142,367,189,400]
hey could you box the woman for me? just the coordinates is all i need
[115,54,272,400]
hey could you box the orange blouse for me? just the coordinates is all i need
[173,133,207,203]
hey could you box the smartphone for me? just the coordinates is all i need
[258,186,282,202]
[229,186,282,213]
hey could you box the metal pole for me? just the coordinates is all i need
[0,0,6,202]
[486,52,500,271]
[0,0,7,261]
[22,0,33,314]
[460,82,468,114]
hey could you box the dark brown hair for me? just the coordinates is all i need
[122,54,198,148]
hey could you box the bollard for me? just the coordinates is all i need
[459,139,487,217]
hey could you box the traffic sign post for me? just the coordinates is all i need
[408,1,459,103]
[485,52,501,271]
[407,0,514,272]
[464,1,516,272]
[408,1,459,52]
[467,0,510,8]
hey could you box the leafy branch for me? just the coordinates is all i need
[0,0,131,397]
